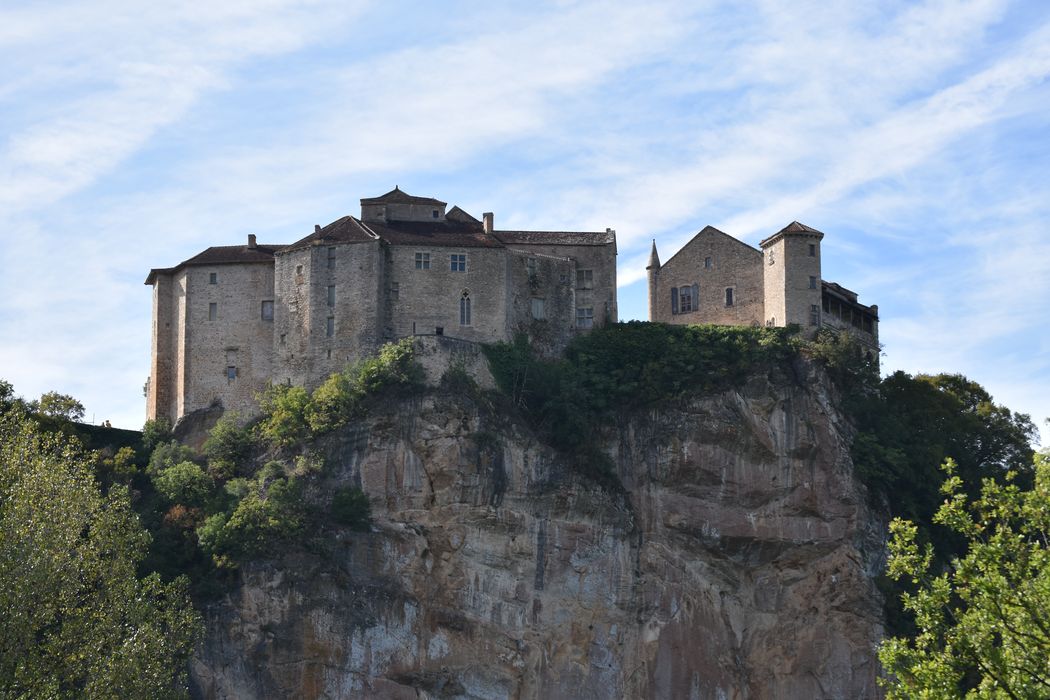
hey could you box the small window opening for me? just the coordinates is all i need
[432,209,439,218]
[326,316,334,337]
[261,300,274,321]
[460,291,472,326]
[576,307,594,329]
[450,254,466,272]
[725,288,734,306]
[209,272,217,284]
[415,252,430,269]
[704,256,712,269]
[435,326,444,336]
[808,243,816,257]
[296,264,303,275]
[209,303,217,321]
[809,276,817,289]
[327,246,336,269]
[327,284,335,307]
[226,366,237,381]
[810,304,820,326]
[531,298,545,320]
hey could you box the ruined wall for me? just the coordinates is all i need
[652,229,764,326]
[191,359,885,700]
[503,251,576,356]
[503,242,618,327]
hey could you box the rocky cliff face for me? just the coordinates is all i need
[191,358,885,699]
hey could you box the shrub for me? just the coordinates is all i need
[141,417,172,452]
[147,440,199,476]
[197,479,307,566]
[203,413,256,479]
[256,383,310,448]
[154,461,214,507]
[330,487,372,531]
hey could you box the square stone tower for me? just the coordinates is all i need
[759,222,824,331]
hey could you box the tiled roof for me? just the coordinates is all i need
[363,219,503,248]
[360,186,446,207]
[445,206,480,224]
[778,221,825,235]
[493,229,615,246]
[281,216,377,252]
[145,243,285,284]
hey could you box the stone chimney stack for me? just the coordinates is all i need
[483,212,494,233]
[315,224,321,233]
[247,234,257,249]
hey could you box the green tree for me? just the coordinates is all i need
[154,461,215,508]
[0,405,200,698]
[880,453,1050,698]
[202,413,255,479]
[36,391,85,422]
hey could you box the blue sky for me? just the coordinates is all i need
[1,0,1048,444]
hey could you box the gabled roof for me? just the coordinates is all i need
[760,221,825,248]
[493,229,615,247]
[145,243,285,284]
[280,216,377,253]
[660,225,761,269]
[362,218,503,248]
[360,186,446,207]
[445,206,480,224]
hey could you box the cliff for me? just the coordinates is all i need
[190,355,885,699]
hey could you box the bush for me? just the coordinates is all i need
[147,440,199,476]
[203,413,256,479]
[330,487,371,531]
[257,384,310,448]
[141,417,172,452]
[154,461,214,507]
[197,479,306,566]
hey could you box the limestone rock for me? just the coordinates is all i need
[191,360,885,699]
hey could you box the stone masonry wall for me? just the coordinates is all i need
[384,246,509,344]
[652,229,764,326]
[502,242,618,327]
[504,251,577,356]
[762,234,822,331]
[273,240,383,391]
[177,262,275,419]
[148,274,174,422]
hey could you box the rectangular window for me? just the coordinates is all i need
[671,287,679,315]
[704,256,712,269]
[415,252,430,269]
[326,316,334,337]
[280,333,286,345]
[296,264,303,275]
[261,300,274,321]
[810,304,820,326]
[809,244,816,257]
[209,272,217,284]
[576,307,594,329]
[725,288,734,306]
[531,298,545,320]
[327,246,336,269]
[576,269,593,289]
[209,303,217,321]
[809,276,817,289]
[450,254,466,272]
[327,284,335,307]
[226,366,237,380]
[390,282,399,300]
[679,285,694,313]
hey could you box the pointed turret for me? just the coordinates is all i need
[646,239,661,269]
[647,239,660,321]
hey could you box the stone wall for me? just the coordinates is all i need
[504,251,577,356]
[762,232,822,331]
[385,246,509,345]
[180,263,275,418]
[272,240,384,390]
[652,228,764,326]
[503,242,618,328]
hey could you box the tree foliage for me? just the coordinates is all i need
[0,405,200,698]
[36,391,85,422]
[880,453,1050,698]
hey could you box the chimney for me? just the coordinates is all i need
[315,224,321,233]
[483,212,494,233]
[247,234,257,249]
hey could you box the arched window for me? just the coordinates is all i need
[460,290,471,326]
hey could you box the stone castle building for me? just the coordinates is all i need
[146,188,617,424]
[647,221,879,349]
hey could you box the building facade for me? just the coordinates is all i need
[146,188,617,424]
[647,221,878,349]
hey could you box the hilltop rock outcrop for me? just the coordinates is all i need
[191,359,884,699]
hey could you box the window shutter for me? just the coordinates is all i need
[671,287,679,315]
[691,284,699,309]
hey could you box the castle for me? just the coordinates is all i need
[146,189,878,425]
[145,188,618,423]
[646,222,879,350]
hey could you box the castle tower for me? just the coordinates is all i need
[759,222,823,332]
[646,239,660,321]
